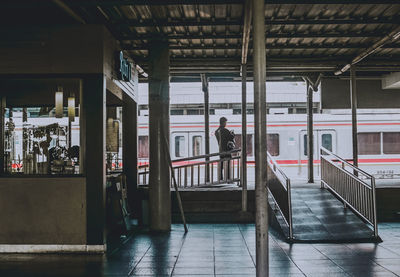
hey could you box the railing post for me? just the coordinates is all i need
[191,165,194,187]
[224,160,228,183]
[341,162,347,208]
[287,179,293,240]
[371,177,378,238]
[320,149,324,189]
[198,165,200,186]
[211,162,214,184]
[184,167,188,187]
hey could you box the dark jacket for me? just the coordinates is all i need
[215,126,235,153]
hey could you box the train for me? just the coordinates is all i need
[138,113,400,181]
[5,108,400,182]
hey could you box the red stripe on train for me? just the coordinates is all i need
[138,158,400,167]
[139,122,400,129]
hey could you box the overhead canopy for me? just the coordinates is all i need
[1,0,400,81]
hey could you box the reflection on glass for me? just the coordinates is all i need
[175,136,186,157]
[267,134,279,156]
[138,136,149,158]
[383,132,400,154]
[192,136,202,156]
[358,132,381,155]
[234,134,253,156]
[3,107,80,175]
[321,134,332,152]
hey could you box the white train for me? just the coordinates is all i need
[6,109,400,181]
[138,113,400,181]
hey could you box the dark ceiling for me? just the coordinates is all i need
[2,0,400,81]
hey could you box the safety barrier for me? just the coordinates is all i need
[267,151,293,240]
[320,146,378,238]
[138,149,241,188]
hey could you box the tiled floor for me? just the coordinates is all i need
[0,223,400,276]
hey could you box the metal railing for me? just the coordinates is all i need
[138,149,241,188]
[267,151,293,240]
[320,146,378,238]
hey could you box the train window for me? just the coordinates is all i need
[175,136,186,157]
[267,134,279,156]
[138,136,149,158]
[358,133,381,155]
[303,135,308,156]
[234,134,253,156]
[192,136,202,156]
[383,132,400,154]
[321,134,332,152]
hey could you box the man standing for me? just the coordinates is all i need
[215,117,235,181]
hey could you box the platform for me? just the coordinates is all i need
[0,223,399,277]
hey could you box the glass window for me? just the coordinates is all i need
[192,136,202,156]
[234,134,253,156]
[138,136,149,158]
[267,134,279,156]
[321,134,332,152]
[358,132,381,155]
[175,136,186,157]
[383,132,400,154]
[3,107,80,175]
[171,109,184,115]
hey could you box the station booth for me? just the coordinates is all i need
[0,25,139,253]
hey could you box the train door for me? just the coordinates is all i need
[171,132,204,159]
[299,129,336,177]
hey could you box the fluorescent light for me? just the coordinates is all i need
[55,86,63,118]
[68,93,75,122]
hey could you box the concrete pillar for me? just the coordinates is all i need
[307,80,314,183]
[123,95,138,215]
[350,66,358,169]
[241,64,248,212]
[0,97,5,175]
[252,0,268,275]
[201,74,210,182]
[148,40,171,231]
[81,74,106,246]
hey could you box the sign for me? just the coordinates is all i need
[117,51,132,82]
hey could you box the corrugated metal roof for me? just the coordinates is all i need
[4,0,400,79]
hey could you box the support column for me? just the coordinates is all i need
[0,96,5,175]
[241,64,248,212]
[307,80,314,183]
[148,40,171,231]
[123,95,138,215]
[350,66,358,169]
[252,0,268,275]
[201,74,210,182]
[81,74,106,247]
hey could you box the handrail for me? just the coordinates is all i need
[320,147,378,238]
[138,150,242,188]
[267,151,290,186]
[320,146,373,180]
[267,151,293,240]
[138,149,241,169]
[172,149,241,163]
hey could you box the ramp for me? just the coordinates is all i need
[289,182,378,242]
[268,149,381,243]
